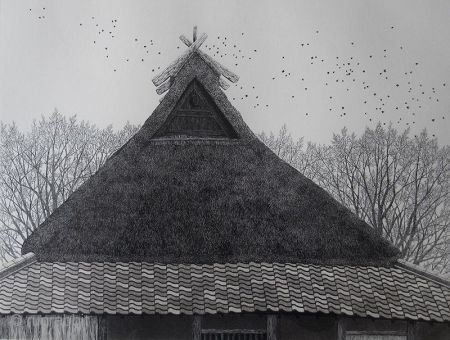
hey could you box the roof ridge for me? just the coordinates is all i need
[152,28,239,96]
[395,259,450,289]
[0,252,36,280]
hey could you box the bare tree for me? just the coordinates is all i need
[313,125,414,236]
[386,131,450,266]
[259,124,321,182]
[262,124,450,273]
[2,115,448,273]
[0,110,139,261]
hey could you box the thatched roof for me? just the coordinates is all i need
[22,52,399,265]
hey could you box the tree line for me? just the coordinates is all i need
[260,125,450,273]
[1,112,449,273]
[0,111,138,260]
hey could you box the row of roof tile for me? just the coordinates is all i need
[0,261,449,322]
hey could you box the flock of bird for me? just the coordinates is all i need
[202,36,264,107]
[27,6,448,137]
[28,6,47,20]
[84,16,164,74]
[204,32,448,137]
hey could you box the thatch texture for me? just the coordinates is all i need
[22,53,399,265]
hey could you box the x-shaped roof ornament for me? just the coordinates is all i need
[152,26,239,96]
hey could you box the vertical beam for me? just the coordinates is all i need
[267,314,278,340]
[193,26,198,42]
[407,321,415,340]
[98,315,107,340]
[337,317,345,340]
[193,315,202,340]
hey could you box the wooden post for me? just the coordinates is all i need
[98,315,107,340]
[337,317,345,340]
[407,321,415,340]
[267,314,278,340]
[193,315,202,340]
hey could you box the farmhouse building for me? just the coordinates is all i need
[0,28,449,340]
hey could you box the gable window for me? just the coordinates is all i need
[154,79,238,139]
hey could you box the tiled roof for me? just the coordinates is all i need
[0,257,449,322]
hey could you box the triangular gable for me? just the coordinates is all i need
[139,52,256,142]
[154,79,238,138]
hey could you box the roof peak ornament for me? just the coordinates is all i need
[152,26,239,96]
[193,25,198,42]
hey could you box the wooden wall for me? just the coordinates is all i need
[415,321,450,340]
[106,315,193,340]
[105,314,450,340]
[339,317,450,340]
[279,314,337,340]
[0,315,98,340]
[0,314,448,339]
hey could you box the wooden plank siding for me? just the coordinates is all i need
[406,322,415,340]
[266,315,277,340]
[98,315,107,340]
[193,315,203,340]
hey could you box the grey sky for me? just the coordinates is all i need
[0,0,449,144]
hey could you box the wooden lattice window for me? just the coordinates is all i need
[345,331,407,340]
[201,329,267,340]
[154,79,238,139]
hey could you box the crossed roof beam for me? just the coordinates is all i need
[152,27,239,96]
